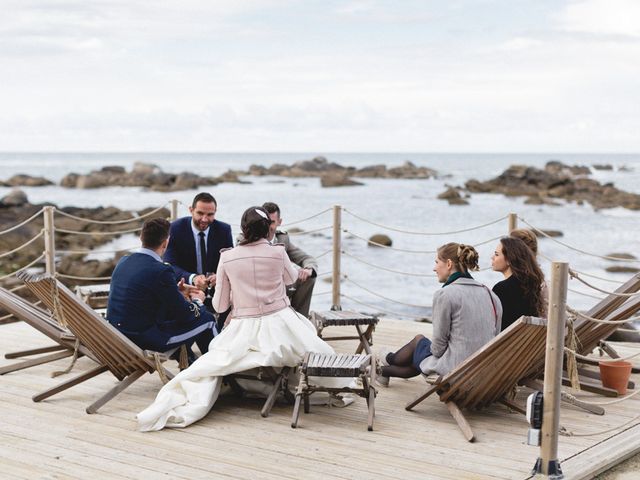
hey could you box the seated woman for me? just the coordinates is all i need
[377,243,502,386]
[510,228,548,317]
[138,206,338,431]
[491,236,546,332]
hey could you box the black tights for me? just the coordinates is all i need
[380,334,425,379]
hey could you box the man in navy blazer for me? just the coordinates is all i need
[164,192,233,330]
[107,218,217,356]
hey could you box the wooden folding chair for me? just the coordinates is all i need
[291,352,376,431]
[406,316,548,442]
[17,272,177,413]
[0,287,93,375]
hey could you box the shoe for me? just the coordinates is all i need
[377,347,392,367]
[365,365,390,388]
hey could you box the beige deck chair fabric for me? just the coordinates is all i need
[18,272,175,413]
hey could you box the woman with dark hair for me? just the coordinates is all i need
[491,236,546,331]
[376,243,502,386]
[138,206,340,431]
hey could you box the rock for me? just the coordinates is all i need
[605,252,638,260]
[524,194,561,206]
[132,162,162,175]
[592,164,613,171]
[437,187,469,205]
[287,228,304,235]
[368,234,392,247]
[76,174,108,189]
[100,166,126,174]
[320,173,363,187]
[0,189,28,207]
[533,229,563,238]
[605,266,640,273]
[619,165,633,172]
[60,173,79,187]
[4,174,54,187]
[545,160,591,176]
[447,197,470,205]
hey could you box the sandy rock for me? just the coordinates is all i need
[437,187,469,205]
[4,174,54,187]
[320,173,363,187]
[605,266,640,273]
[368,234,392,247]
[0,189,28,207]
[605,252,637,260]
[593,164,613,171]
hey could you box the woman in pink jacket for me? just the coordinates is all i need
[138,207,337,431]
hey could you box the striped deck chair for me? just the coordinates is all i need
[18,272,177,414]
[405,316,548,442]
[0,287,93,375]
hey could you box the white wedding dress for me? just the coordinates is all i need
[137,307,339,431]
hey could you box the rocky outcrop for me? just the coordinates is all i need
[465,161,640,210]
[60,162,222,192]
[320,173,363,188]
[0,175,54,187]
[437,187,469,205]
[0,189,29,207]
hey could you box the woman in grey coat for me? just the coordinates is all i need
[377,243,502,386]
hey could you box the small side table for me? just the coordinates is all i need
[310,310,379,354]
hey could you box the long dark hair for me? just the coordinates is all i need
[499,237,545,315]
[239,206,272,245]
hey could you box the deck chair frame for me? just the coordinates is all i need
[406,316,548,442]
[18,272,176,413]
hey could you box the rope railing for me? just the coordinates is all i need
[564,345,640,364]
[520,216,640,263]
[538,252,624,284]
[569,270,640,298]
[341,293,429,320]
[343,229,437,253]
[567,288,605,300]
[0,230,44,259]
[344,275,431,309]
[567,306,640,325]
[55,273,113,281]
[54,203,170,224]
[559,413,640,437]
[56,226,142,236]
[57,245,138,255]
[342,250,437,277]
[313,249,332,260]
[0,253,45,281]
[0,208,44,236]
[288,225,333,236]
[343,209,508,236]
[284,207,332,226]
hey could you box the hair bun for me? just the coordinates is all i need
[457,244,480,271]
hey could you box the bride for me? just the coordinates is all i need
[138,206,338,431]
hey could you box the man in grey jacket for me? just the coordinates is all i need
[262,202,318,317]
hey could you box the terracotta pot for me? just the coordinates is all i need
[599,360,632,395]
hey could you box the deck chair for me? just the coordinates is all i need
[17,272,177,413]
[405,316,548,442]
[0,287,94,375]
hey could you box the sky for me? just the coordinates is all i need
[0,0,639,153]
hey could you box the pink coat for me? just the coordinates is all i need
[212,239,298,318]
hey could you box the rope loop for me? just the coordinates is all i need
[569,269,640,297]
[54,203,169,224]
[0,208,44,236]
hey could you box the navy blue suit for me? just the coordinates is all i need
[107,252,216,353]
[164,217,233,283]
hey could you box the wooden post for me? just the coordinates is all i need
[170,199,179,221]
[508,212,518,233]
[331,205,342,311]
[533,261,567,478]
[43,206,56,275]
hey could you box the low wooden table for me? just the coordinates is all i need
[310,310,378,355]
[75,284,110,309]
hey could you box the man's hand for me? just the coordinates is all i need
[298,267,313,282]
[190,290,206,302]
[205,273,217,288]
[193,274,209,291]
[178,278,201,300]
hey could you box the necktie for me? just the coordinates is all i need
[198,231,207,275]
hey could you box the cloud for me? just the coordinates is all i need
[557,0,640,38]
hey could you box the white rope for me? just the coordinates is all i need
[313,291,332,296]
[560,414,640,437]
[565,344,640,362]
[312,249,332,259]
[0,253,45,280]
[537,252,624,285]
[520,216,640,263]
[570,270,640,297]
[55,273,112,281]
[57,245,138,255]
[344,275,431,308]
[57,226,142,236]
[0,208,44,236]
[54,203,169,224]
[284,207,332,226]
[288,225,333,236]
[341,293,430,320]
[568,288,605,300]
[343,229,437,253]
[343,209,508,236]
[562,387,640,406]
[9,284,27,293]
[567,306,640,325]
[342,250,437,277]
[0,230,44,258]
[317,271,333,277]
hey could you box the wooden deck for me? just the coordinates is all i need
[1,318,639,479]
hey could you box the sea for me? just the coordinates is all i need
[1,152,640,319]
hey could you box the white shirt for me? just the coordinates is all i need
[189,222,210,283]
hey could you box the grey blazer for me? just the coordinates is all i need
[420,278,502,376]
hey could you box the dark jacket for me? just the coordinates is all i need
[164,217,233,283]
[107,252,214,349]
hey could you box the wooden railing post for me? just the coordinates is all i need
[508,212,518,233]
[170,199,179,221]
[43,206,56,275]
[533,261,568,478]
[331,205,342,311]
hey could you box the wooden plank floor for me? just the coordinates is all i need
[1,318,639,479]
